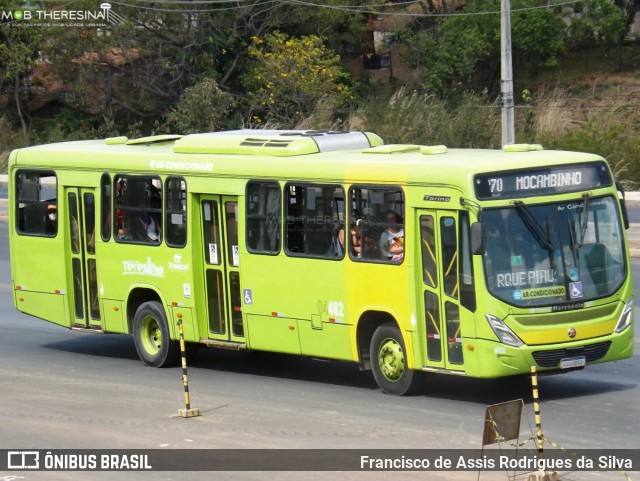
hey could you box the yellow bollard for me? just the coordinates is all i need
[177,315,200,418]
[527,366,558,481]
[530,366,544,456]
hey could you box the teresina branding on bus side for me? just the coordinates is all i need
[121,258,164,278]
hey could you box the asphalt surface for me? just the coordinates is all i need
[0,221,639,480]
[0,177,638,481]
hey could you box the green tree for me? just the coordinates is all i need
[164,78,236,134]
[0,3,49,144]
[399,0,566,95]
[286,0,375,53]
[1,0,375,145]
[244,31,352,127]
[566,0,626,48]
[613,0,640,71]
[40,0,217,126]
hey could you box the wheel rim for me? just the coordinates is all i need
[140,316,162,356]
[378,338,405,382]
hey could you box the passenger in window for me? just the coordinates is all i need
[351,218,362,257]
[337,224,346,254]
[117,211,151,242]
[146,215,160,242]
[327,224,345,257]
[117,212,134,240]
[379,211,404,261]
[46,204,57,235]
[363,230,379,258]
[148,194,162,242]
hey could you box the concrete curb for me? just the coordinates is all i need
[625,191,640,208]
[0,198,6,224]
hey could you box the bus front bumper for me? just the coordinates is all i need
[466,326,634,378]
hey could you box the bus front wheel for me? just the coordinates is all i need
[370,323,424,395]
[133,301,179,367]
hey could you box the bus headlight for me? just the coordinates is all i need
[614,297,633,333]
[486,314,524,347]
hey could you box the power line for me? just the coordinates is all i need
[106,0,280,13]
[285,0,585,16]
[50,0,587,17]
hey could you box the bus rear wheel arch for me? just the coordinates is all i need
[133,301,180,367]
[370,323,424,396]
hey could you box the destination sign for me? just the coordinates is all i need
[474,162,612,200]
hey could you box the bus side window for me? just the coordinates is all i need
[284,183,345,259]
[16,170,57,237]
[114,174,162,245]
[246,181,281,254]
[458,212,476,312]
[166,177,187,248]
[100,173,111,241]
[350,186,404,263]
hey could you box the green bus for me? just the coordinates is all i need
[8,130,634,395]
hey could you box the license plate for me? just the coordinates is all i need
[559,356,586,369]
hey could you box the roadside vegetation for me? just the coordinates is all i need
[1,0,639,182]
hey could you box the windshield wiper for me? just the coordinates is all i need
[568,219,580,267]
[514,201,555,252]
[567,193,591,269]
[578,193,591,246]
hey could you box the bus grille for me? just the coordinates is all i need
[515,303,617,326]
[531,341,612,368]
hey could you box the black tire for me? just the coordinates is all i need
[133,301,180,367]
[370,323,424,395]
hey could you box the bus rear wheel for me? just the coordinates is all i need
[133,301,179,367]
[370,323,424,395]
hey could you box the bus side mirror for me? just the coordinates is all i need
[471,222,485,255]
[616,181,630,230]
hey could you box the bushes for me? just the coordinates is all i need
[2,85,639,187]
[164,78,237,134]
[522,87,640,187]
[342,86,639,185]
[348,88,501,148]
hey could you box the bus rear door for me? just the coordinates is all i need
[417,210,465,372]
[198,195,244,344]
[65,187,101,329]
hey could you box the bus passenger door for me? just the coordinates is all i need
[417,210,465,372]
[199,196,244,343]
[66,187,101,329]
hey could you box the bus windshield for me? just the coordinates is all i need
[483,195,626,307]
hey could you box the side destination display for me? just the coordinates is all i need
[474,162,612,200]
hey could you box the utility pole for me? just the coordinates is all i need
[501,0,515,146]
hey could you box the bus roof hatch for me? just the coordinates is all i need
[173,130,382,156]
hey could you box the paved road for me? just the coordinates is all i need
[0,222,639,480]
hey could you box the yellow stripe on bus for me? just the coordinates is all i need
[518,319,618,345]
